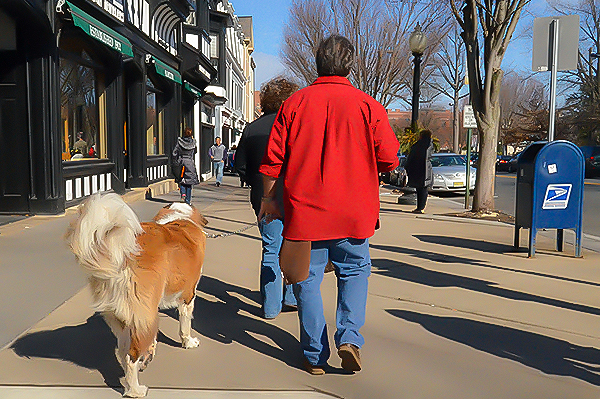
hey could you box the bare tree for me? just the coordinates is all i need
[450,0,530,212]
[426,20,468,153]
[281,0,448,107]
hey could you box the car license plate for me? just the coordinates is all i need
[453,182,464,187]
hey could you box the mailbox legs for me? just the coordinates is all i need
[514,225,520,249]
[575,226,583,258]
[556,229,564,252]
[528,228,537,258]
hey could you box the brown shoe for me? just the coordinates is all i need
[302,357,325,375]
[338,343,361,372]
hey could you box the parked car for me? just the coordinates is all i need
[580,146,600,177]
[507,152,521,173]
[381,151,403,184]
[496,155,512,172]
[390,156,407,187]
[430,153,476,193]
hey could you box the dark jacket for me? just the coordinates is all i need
[235,113,284,217]
[405,136,434,188]
[172,137,200,186]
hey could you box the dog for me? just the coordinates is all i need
[66,193,207,397]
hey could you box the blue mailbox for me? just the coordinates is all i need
[513,141,584,257]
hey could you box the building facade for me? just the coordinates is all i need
[0,0,251,215]
[208,0,254,160]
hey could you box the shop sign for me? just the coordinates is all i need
[66,1,133,57]
[198,65,212,80]
[184,82,202,98]
[148,55,182,84]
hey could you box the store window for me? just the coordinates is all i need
[146,79,164,155]
[60,49,107,161]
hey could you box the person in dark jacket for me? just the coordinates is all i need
[405,129,434,214]
[235,77,299,320]
[172,127,200,204]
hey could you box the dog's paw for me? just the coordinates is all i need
[123,385,148,398]
[182,336,200,349]
[138,353,154,372]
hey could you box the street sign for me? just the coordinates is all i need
[532,15,579,72]
[463,105,477,129]
[532,15,579,142]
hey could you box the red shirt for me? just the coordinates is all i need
[259,76,400,241]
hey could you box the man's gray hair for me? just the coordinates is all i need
[316,35,355,77]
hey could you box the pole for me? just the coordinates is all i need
[465,128,472,209]
[411,52,422,129]
[548,19,559,142]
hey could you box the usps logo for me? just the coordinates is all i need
[542,184,572,210]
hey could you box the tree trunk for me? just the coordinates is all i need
[472,117,498,211]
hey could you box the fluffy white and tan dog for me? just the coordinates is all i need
[66,193,207,397]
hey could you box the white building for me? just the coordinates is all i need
[211,0,254,151]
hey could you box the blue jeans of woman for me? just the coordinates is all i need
[258,218,296,319]
[179,184,192,204]
[293,238,371,366]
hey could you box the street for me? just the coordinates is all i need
[442,172,600,238]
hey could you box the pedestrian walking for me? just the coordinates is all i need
[405,129,434,214]
[235,78,299,320]
[209,137,227,186]
[172,127,200,204]
[258,35,400,375]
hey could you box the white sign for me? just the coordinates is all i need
[542,184,572,210]
[548,164,557,174]
[463,105,477,129]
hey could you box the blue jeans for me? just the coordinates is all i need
[293,238,371,366]
[258,218,296,319]
[213,161,224,184]
[179,184,192,204]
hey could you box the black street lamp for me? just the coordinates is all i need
[409,23,428,130]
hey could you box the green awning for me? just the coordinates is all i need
[149,56,182,84]
[65,1,133,57]
[184,81,202,98]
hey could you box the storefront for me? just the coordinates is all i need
[0,0,196,214]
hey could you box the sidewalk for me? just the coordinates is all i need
[1,176,600,398]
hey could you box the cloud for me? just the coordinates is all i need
[252,52,286,87]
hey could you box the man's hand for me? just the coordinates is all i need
[258,197,281,223]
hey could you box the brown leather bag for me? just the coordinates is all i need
[279,239,312,284]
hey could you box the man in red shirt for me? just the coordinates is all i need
[259,35,399,374]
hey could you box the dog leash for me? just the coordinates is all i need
[204,221,258,239]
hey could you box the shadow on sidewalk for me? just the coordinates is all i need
[10,314,124,393]
[415,235,600,288]
[386,309,600,386]
[372,258,600,316]
[370,243,489,266]
[163,276,303,370]
[414,234,522,254]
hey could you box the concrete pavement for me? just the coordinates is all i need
[1,176,600,398]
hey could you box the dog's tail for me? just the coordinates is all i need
[66,193,144,281]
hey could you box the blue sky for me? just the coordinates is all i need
[230,0,293,87]
[231,0,562,94]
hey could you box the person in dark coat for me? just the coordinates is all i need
[172,127,200,204]
[235,77,299,320]
[405,129,434,214]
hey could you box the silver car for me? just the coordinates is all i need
[430,153,476,192]
[390,156,407,187]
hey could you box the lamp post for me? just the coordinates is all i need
[409,23,428,131]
